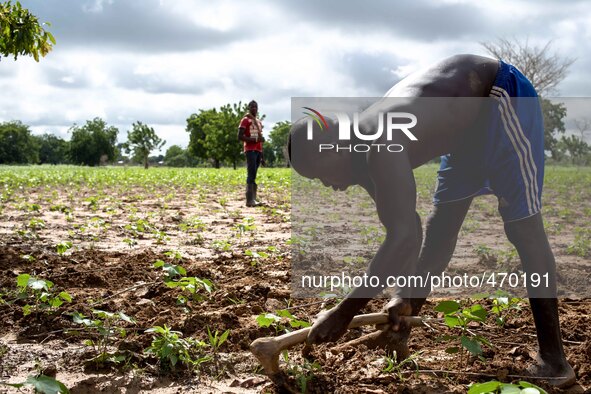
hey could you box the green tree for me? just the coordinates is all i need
[35,133,68,164]
[202,103,246,169]
[541,99,567,160]
[124,121,165,169]
[164,145,192,167]
[0,1,55,61]
[268,120,291,167]
[114,142,129,164]
[0,120,39,164]
[148,154,164,166]
[262,143,276,167]
[186,109,215,162]
[559,135,591,165]
[69,118,118,166]
[186,102,266,168]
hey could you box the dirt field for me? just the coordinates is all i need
[0,165,589,393]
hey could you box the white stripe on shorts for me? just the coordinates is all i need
[491,87,541,212]
[489,89,538,214]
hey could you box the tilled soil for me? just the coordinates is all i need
[0,174,589,393]
[0,242,589,393]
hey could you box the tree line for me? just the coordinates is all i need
[0,107,292,168]
[0,119,164,167]
[1,99,590,167]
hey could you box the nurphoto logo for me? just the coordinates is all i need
[302,107,418,153]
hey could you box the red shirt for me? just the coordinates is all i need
[239,115,263,152]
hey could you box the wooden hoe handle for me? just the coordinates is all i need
[250,312,423,377]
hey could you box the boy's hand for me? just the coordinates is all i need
[306,306,354,345]
[383,297,412,331]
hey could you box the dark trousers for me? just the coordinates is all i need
[245,150,262,184]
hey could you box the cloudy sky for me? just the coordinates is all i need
[1,0,590,152]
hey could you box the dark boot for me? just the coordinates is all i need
[253,183,262,205]
[246,184,257,207]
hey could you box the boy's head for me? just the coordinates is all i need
[248,100,258,117]
[289,117,356,191]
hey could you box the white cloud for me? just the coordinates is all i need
[2,0,590,149]
[82,0,114,13]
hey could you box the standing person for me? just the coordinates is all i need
[289,54,575,388]
[238,100,265,207]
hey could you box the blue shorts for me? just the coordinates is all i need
[433,61,545,222]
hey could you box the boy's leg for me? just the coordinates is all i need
[245,151,257,206]
[394,196,473,313]
[380,197,473,355]
[246,151,257,185]
[253,151,262,203]
[504,213,575,387]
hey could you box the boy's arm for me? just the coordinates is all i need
[238,117,263,143]
[307,149,420,344]
[238,127,260,143]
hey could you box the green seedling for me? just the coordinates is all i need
[156,258,213,305]
[50,204,72,214]
[80,218,110,247]
[286,358,322,394]
[256,309,311,334]
[154,230,169,244]
[468,380,548,394]
[212,240,232,252]
[566,227,591,257]
[227,209,243,220]
[360,225,385,245]
[166,276,214,304]
[122,238,137,248]
[153,259,186,281]
[72,310,135,367]
[23,203,41,212]
[460,217,480,234]
[145,325,210,372]
[85,196,100,210]
[343,255,365,266]
[487,290,525,327]
[498,247,519,271]
[435,300,490,368]
[207,328,230,352]
[218,197,228,208]
[124,218,153,238]
[245,249,269,266]
[21,254,36,262]
[234,217,256,237]
[163,250,183,260]
[474,245,518,271]
[226,296,245,305]
[16,274,72,316]
[207,327,230,374]
[186,233,205,246]
[474,244,498,268]
[557,207,576,223]
[2,374,69,394]
[56,241,73,255]
[543,218,564,235]
[178,218,204,232]
[27,217,46,230]
[381,351,422,381]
